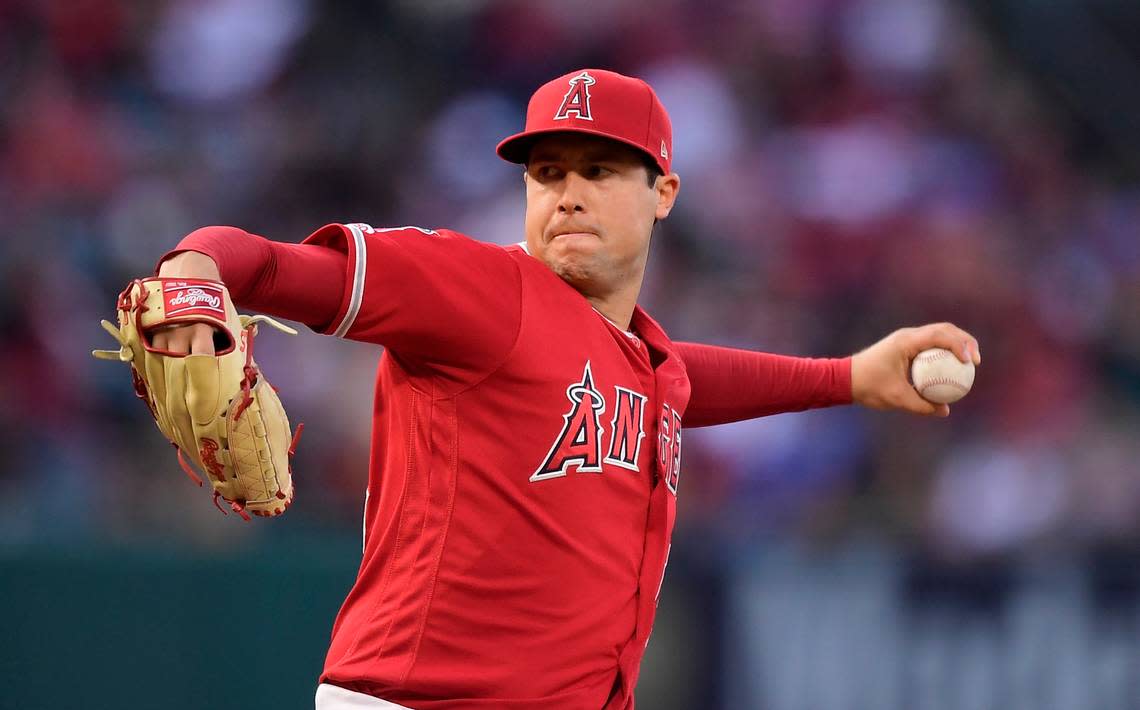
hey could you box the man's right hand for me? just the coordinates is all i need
[153,251,223,355]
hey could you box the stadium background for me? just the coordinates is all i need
[2,1,1140,708]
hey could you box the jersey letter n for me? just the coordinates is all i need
[603,387,648,471]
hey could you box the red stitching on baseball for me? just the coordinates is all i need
[916,350,954,363]
[919,378,968,392]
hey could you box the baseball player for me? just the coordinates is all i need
[148,69,980,709]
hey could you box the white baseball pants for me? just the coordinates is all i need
[315,683,414,709]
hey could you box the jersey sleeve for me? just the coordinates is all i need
[302,223,522,378]
[675,342,852,427]
[160,225,346,328]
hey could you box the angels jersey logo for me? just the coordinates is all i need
[553,71,596,121]
[531,362,607,481]
[531,361,655,483]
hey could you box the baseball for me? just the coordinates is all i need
[910,348,976,404]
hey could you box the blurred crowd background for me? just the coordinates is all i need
[2,1,1139,708]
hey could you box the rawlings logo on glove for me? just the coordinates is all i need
[93,278,302,520]
[164,283,225,315]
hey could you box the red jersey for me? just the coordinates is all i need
[169,222,851,709]
[302,223,685,709]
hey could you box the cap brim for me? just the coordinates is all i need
[496,127,666,173]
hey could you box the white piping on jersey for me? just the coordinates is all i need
[362,487,369,554]
[333,223,368,338]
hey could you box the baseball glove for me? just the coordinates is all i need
[93,278,302,520]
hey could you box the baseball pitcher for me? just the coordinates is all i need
[97,69,981,709]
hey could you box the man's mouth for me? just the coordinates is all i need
[549,229,598,242]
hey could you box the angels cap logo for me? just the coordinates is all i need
[554,71,596,121]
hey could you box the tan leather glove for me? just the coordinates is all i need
[94,278,301,519]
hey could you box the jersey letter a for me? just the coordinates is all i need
[531,361,606,481]
[553,71,596,121]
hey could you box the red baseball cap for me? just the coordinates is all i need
[496,69,673,174]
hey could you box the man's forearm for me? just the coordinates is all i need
[676,342,852,427]
[157,226,346,328]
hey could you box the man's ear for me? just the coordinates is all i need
[655,172,681,221]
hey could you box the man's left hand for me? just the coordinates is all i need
[851,323,981,417]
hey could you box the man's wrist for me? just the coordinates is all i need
[157,250,221,281]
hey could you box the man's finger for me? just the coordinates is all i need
[932,324,972,363]
[190,323,216,355]
[911,323,980,365]
[939,324,982,366]
[898,384,948,417]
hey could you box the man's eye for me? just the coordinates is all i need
[537,166,560,179]
[586,165,610,178]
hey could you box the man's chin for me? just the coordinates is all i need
[546,256,601,293]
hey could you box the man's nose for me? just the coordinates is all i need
[557,172,588,214]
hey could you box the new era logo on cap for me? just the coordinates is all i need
[496,68,674,175]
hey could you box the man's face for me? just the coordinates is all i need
[524,133,678,299]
